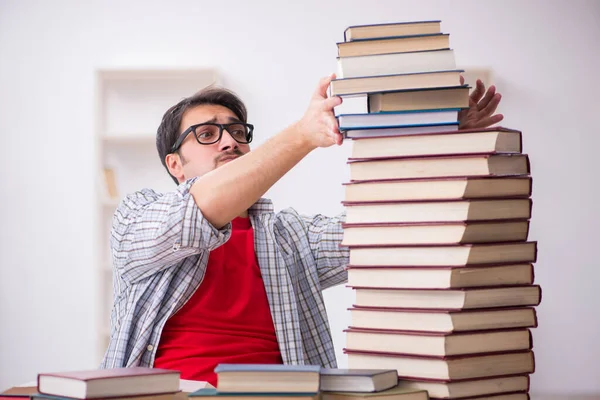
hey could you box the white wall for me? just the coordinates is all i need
[1,0,599,393]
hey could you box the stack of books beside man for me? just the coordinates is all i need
[332,21,541,400]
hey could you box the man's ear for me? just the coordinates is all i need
[165,153,184,183]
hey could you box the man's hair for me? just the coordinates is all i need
[156,85,248,184]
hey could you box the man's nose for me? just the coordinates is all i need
[218,128,239,151]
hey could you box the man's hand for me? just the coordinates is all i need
[458,75,504,130]
[296,74,343,149]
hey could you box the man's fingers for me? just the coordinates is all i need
[323,95,342,110]
[329,128,343,145]
[490,114,504,124]
[480,93,502,116]
[327,114,340,134]
[477,85,497,111]
[474,113,504,129]
[460,75,465,85]
[469,79,486,104]
[314,73,336,99]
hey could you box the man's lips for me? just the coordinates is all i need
[219,155,239,163]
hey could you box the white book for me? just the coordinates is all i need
[337,49,456,79]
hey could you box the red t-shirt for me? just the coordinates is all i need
[154,216,283,385]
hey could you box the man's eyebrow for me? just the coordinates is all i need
[226,116,243,123]
[196,116,242,124]
[199,117,218,124]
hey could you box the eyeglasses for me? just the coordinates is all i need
[171,122,254,152]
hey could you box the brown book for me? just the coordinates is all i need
[330,70,462,96]
[348,307,538,333]
[369,86,469,112]
[348,153,530,181]
[37,367,180,399]
[337,33,450,57]
[31,394,186,400]
[348,242,537,267]
[349,128,522,159]
[343,198,532,224]
[188,391,317,400]
[320,368,399,392]
[396,375,530,399]
[343,177,532,202]
[428,392,529,400]
[352,285,542,310]
[347,264,534,289]
[344,21,441,42]
[345,349,535,381]
[321,385,428,400]
[345,328,532,357]
[213,364,320,393]
[0,386,37,397]
[341,220,530,246]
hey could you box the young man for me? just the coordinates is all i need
[100,74,502,385]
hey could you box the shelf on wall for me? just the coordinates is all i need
[102,197,120,208]
[102,134,157,145]
[94,66,220,365]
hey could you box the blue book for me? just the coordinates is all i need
[212,364,321,394]
[339,108,460,128]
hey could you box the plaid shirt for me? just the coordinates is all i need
[100,177,349,370]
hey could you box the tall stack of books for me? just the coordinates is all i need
[334,21,541,400]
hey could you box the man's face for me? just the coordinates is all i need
[173,104,251,182]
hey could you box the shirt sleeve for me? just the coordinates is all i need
[110,179,232,284]
[300,211,350,290]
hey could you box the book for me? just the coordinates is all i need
[337,33,450,57]
[347,154,530,181]
[349,128,522,159]
[213,364,320,394]
[36,367,180,399]
[353,286,542,310]
[344,21,441,42]
[345,123,460,139]
[330,70,463,96]
[189,389,317,400]
[396,375,530,399]
[338,108,459,130]
[320,369,398,392]
[344,328,532,357]
[348,242,537,267]
[346,264,534,289]
[348,307,538,333]
[341,220,530,245]
[369,86,470,112]
[343,177,532,202]
[30,394,186,400]
[322,385,428,400]
[337,49,457,79]
[180,380,215,393]
[429,392,529,400]
[0,385,37,397]
[345,349,535,380]
[343,198,532,224]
